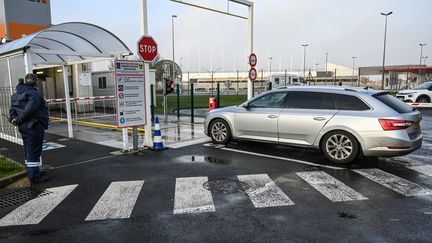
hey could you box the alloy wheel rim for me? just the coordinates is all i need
[326,134,353,160]
[211,122,227,142]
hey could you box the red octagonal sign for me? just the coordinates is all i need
[138,35,158,62]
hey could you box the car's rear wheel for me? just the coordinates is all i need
[321,131,359,164]
[416,95,431,103]
[209,119,231,144]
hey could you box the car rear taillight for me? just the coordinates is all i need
[379,119,413,131]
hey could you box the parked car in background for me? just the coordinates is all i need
[204,86,422,164]
[396,81,432,103]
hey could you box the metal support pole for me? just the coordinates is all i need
[150,84,155,123]
[216,83,220,108]
[141,0,153,147]
[62,65,73,139]
[268,81,272,91]
[132,127,138,151]
[190,83,194,123]
[122,128,129,151]
[236,70,239,94]
[284,69,287,86]
[381,12,392,90]
[247,4,254,100]
[252,81,255,97]
[176,83,180,119]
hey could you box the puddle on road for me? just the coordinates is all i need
[338,212,357,219]
[176,155,231,165]
[203,178,249,194]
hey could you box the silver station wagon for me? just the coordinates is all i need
[204,86,423,164]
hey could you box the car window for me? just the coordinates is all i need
[286,91,335,109]
[249,92,287,108]
[413,82,432,90]
[373,93,414,114]
[335,94,370,111]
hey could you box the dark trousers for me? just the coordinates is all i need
[18,122,45,179]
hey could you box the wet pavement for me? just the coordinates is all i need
[0,110,431,242]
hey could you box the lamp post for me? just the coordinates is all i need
[302,44,309,79]
[268,57,273,81]
[325,52,329,73]
[352,56,357,84]
[206,68,221,96]
[423,56,429,65]
[172,15,177,68]
[419,43,426,65]
[380,11,393,90]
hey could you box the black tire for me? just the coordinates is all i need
[321,130,359,164]
[209,119,231,145]
[416,95,431,103]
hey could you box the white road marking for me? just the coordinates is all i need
[354,169,432,197]
[407,165,432,177]
[296,171,368,202]
[173,177,215,214]
[221,147,345,170]
[168,138,211,149]
[0,185,78,226]
[85,181,144,221]
[237,174,294,208]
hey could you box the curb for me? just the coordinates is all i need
[0,171,27,189]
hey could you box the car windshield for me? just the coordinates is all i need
[413,82,432,90]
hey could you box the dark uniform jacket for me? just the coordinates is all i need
[9,84,49,129]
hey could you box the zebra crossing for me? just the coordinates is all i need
[0,168,431,227]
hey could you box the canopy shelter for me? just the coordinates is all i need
[0,22,132,71]
[0,22,132,139]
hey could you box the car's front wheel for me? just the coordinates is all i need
[209,119,231,144]
[416,95,431,103]
[321,131,359,164]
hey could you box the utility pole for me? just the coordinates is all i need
[302,44,309,80]
[419,43,426,65]
[381,11,393,90]
[352,56,357,85]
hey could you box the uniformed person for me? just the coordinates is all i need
[9,73,49,183]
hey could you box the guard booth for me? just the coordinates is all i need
[0,22,132,141]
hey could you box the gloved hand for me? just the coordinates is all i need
[9,118,17,126]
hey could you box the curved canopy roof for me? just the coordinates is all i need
[0,22,132,67]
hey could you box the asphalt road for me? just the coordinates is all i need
[0,110,431,242]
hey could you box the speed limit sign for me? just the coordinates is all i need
[249,68,257,81]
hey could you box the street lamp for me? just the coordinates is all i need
[268,57,273,80]
[380,11,393,90]
[419,43,426,65]
[352,56,357,84]
[205,68,221,96]
[301,44,309,79]
[325,52,329,73]
[171,15,177,64]
[423,56,429,65]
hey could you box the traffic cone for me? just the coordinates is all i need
[153,117,165,150]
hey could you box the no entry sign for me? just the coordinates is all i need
[138,35,158,62]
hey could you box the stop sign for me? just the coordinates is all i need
[137,35,158,62]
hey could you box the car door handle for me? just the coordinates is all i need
[313,117,326,121]
[268,115,279,119]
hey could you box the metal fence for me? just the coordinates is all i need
[0,87,24,165]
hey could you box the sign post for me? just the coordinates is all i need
[137,33,158,148]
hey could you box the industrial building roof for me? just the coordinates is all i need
[0,22,132,68]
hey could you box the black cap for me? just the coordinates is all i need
[24,73,38,86]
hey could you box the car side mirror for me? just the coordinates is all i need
[243,103,251,110]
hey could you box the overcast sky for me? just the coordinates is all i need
[51,0,431,72]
